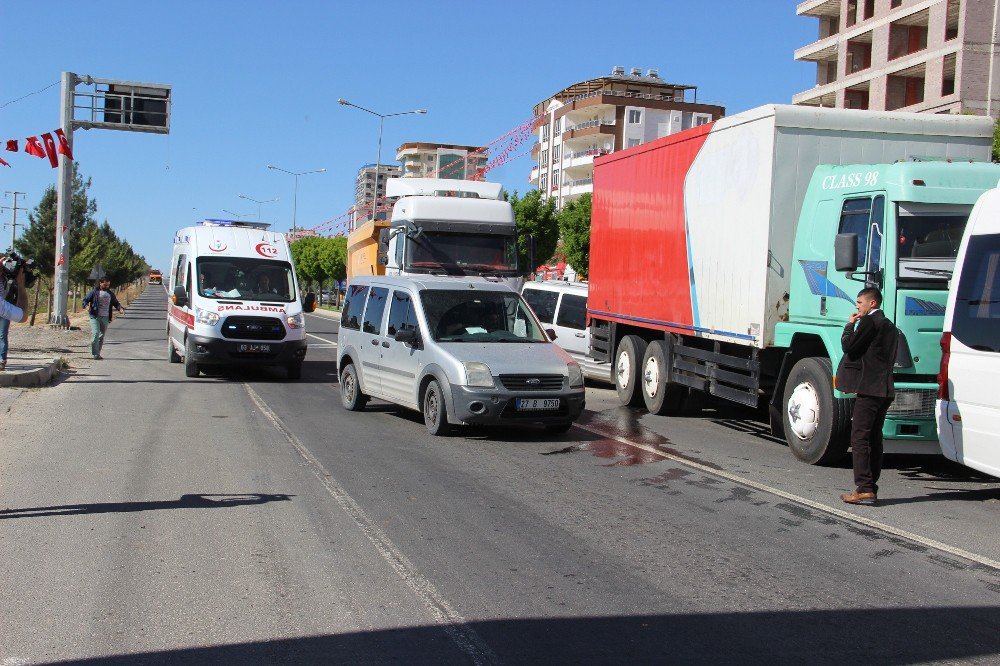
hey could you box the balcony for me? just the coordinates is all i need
[563,120,616,143]
[794,32,839,63]
[797,0,840,17]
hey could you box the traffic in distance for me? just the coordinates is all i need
[164,104,999,477]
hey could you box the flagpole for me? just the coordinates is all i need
[51,71,76,328]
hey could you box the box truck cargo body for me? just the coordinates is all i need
[589,104,999,464]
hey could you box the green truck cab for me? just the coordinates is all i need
[774,160,1000,461]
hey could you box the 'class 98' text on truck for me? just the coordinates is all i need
[588,104,1000,465]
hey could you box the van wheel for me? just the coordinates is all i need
[423,380,451,436]
[641,340,689,415]
[286,361,303,381]
[615,335,648,407]
[781,357,851,465]
[184,339,200,378]
[168,337,181,364]
[340,363,368,411]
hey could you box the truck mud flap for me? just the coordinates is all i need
[671,342,760,408]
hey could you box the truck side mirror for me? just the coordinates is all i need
[378,228,390,249]
[835,233,859,271]
[172,285,188,308]
[303,292,317,313]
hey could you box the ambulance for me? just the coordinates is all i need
[166,220,316,379]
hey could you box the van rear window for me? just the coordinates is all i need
[952,233,1000,353]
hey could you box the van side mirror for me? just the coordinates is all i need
[172,285,188,308]
[835,233,860,271]
[303,292,317,313]
[394,328,420,347]
[546,328,558,341]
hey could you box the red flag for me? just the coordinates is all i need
[0,155,9,167]
[41,133,59,168]
[54,129,73,159]
[4,139,16,152]
[24,136,45,158]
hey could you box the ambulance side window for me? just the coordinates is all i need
[185,262,192,301]
[172,254,186,291]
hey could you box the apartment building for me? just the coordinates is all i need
[795,0,1000,116]
[529,66,725,206]
[353,163,401,224]
[395,142,489,180]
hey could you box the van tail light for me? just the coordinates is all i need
[938,332,951,401]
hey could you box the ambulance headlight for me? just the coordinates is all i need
[194,307,219,326]
[286,313,304,329]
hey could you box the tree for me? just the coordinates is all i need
[511,189,558,275]
[993,116,1000,163]
[557,193,592,279]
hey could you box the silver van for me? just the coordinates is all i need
[337,275,586,435]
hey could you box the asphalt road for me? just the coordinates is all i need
[1,287,998,664]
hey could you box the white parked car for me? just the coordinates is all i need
[521,280,613,384]
[936,186,1000,478]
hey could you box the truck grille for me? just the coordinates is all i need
[221,316,286,341]
[499,374,564,391]
[886,389,936,418]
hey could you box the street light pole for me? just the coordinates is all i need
[238,194,278,222]
[337,99,426,221]
[267,165,325,235]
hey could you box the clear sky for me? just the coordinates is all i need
[0,1,816,272]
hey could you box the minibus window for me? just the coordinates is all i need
[952,233,1000,353]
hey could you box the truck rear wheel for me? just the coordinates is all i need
[641,340,689,415]
[781,357,851,465]
[615,335,648,407]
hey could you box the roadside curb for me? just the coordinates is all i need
[309,308,342,321]
[0,358,63,388]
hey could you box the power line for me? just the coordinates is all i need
[0,80,59,110]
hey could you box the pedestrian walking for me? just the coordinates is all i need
[836,287,898,506]
[82,277,123,360]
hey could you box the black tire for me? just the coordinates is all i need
[544,422,573,434]
[422,379,451,436]
[167,336,181,364]
[641,340,689,416]
[781,357,852,465]
[615,335,648,407]
[286,361,303,381]
[340,363,368,411]
[184,339,200,378]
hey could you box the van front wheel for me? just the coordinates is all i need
[340,363,368,411]
[423,380,451,436]
[184,339,200,378]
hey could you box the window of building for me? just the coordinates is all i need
[862,0,874,20]
[888,16,928,60]
[627,109,642,124]
[542,124,550,140]
[695,115,711,126]
[846,39,872,74]
[552,145,560,161]
[553,118,561,136]
[887,73,925,109]
[541,149,548,165]
[846,0,858,27]
[540,173,547,190]
[551,170,560,189]
[626,138,641,148]
[891,0,902,6]
[942,54,957,96]
[845,88,870,110]
[945,0,959,40]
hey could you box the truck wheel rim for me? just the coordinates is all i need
[617,350,631,389]
[643,356,660,398]
[787,382,820,441]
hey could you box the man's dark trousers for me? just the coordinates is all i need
[850,394,894,495]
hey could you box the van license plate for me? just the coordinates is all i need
[239,344,271,353]
[516,398,560,411]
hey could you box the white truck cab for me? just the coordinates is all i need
[166,220,315,379]
[936,187,1000,478]
[380,178,522,291]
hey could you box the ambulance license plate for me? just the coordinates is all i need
[516,398,560,411]
[239,343,271,353]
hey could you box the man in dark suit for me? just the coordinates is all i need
[836,287,898,505]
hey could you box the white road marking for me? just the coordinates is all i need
[572,422,1000,572]
[244,384,499,665]
[306,332,336,346]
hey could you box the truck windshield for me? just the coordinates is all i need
[407,232,518,276]
[897,204,971,281]
[196,258,296,302]
[419,289,548,343]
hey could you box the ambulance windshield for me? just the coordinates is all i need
[197,258,296,302]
